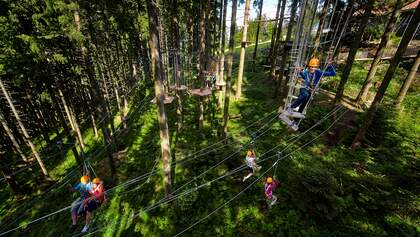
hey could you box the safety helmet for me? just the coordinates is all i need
[308,57,320,67]
[92,177,100,184]
[267,177,273,183]
[80,175,89,184]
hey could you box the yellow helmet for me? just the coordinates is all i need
[92,177,100,184]
[80,175,89,184]
[267,177,273,183]
[308,57,320,67]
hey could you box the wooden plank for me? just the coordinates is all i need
[190,88,211,96]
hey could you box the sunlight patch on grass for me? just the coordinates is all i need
[345,169,359,178]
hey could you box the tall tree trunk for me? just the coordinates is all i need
[218,0,228,109]
[235,0,251,100]
[171,0,183,133]
[267,0,282,64]
[0,154,21,194]
[0,79,49,177]
[197,1,208,128]
[269,0,287,80]
[26,92,49,143]
[48,84,82,166]
[86,88,99,138]
[222,0,238,138]
[146,0,173,197]
[356,0,403,105]
[313,0,330,55]
[278,0,299,98]
[81,4,116,177]
[115,37,129,129]
[0,111,29,164]
[57,88,85,152]
[334,0,374,104]
[351,4,420,149]
[252,0,264,71]
[394,50,420,109]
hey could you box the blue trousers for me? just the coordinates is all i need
[291,88,310,113]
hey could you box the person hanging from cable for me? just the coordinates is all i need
[264,176,280,208]
[280,57,336,130]
[242,149,261,182]
[81,177,107,233]
[68,175,92,232]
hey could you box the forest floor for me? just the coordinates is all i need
[0,43,419,237]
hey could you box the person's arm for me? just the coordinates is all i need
[298,70,307,83]
[68,183,80,193]
[321,64,336,77]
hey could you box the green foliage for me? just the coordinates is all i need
[1,1,418,237]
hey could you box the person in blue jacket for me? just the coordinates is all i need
[289,57,336,113]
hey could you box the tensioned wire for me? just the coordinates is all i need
[136,106,342,216]
[0,78,341,235]
[0,106,280,235]
[1,93,153,219]
[82,107,348,237]
[0,79,146,177]
[173,108,349,236]
[0,94,154,233]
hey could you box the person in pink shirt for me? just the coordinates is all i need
[264,176,280,208]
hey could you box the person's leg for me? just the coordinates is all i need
[85,211,92,225]
[82,201,97,233]
[243,172,253,182]
[290,88,308,109]
[71,211,78,225]
[267,196,273,208]
[70,197,81,226]
[271,195,278,206]
[297,90,310,113]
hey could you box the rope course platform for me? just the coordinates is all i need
[151,95,174,104]
[190,88,211,97]
[215,81,226,90]
[169,84,188,91]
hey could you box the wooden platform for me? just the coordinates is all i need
[190,88,211,97]
[175,85,188,91]
[169,84,188,91]
[151,95,175,104]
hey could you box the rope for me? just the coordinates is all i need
[0,94,153,231]
[83,108,348,237]
[171,112,280,195]
[173,109,348,236]
[295,4,353,127]
[0,107,279,235]
[0,81,146,179]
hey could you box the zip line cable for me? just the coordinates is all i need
[0,107,280,235]
[0,94,153,231]
[0,104,345,236]
[0,80,145,174]
[173,108,349,236]
[0,92,151,183]
[83,108,348,237]
[171,112,280,195]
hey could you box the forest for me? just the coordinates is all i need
[0,0,418,236]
